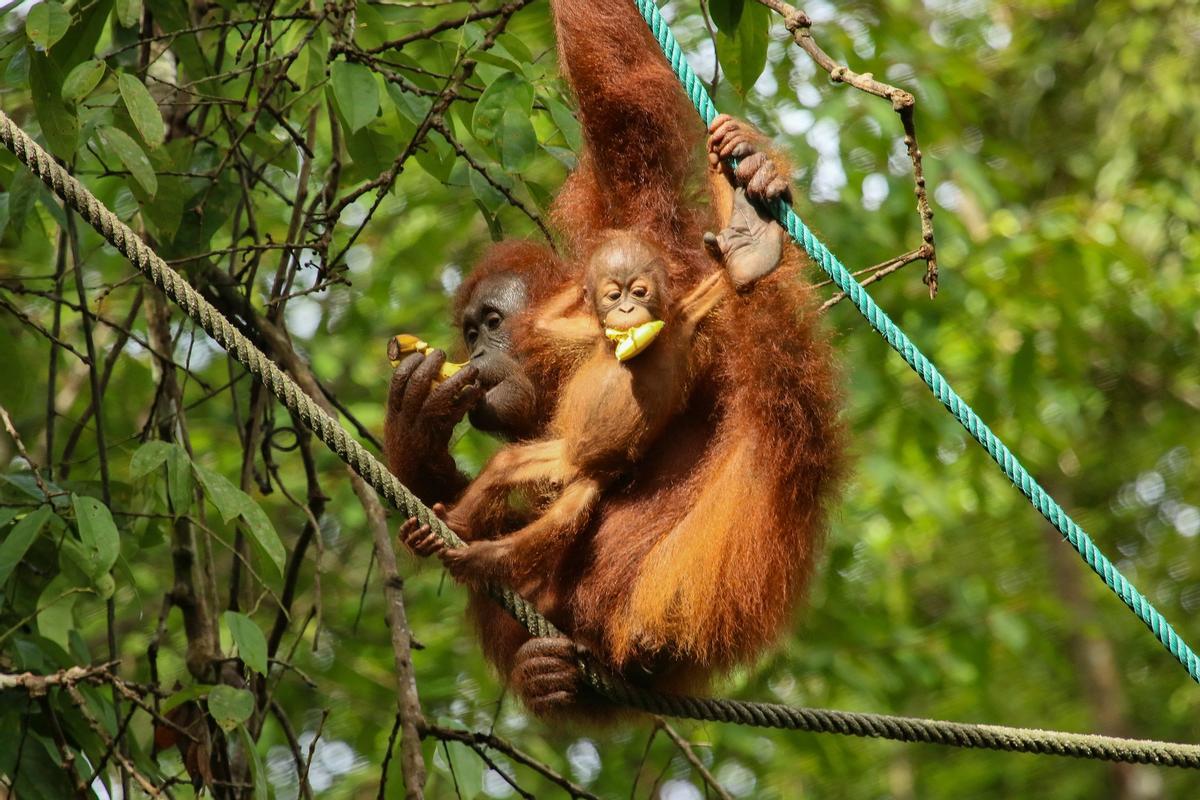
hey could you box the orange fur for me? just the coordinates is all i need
[451,0,845,711]
[442,235,732,585]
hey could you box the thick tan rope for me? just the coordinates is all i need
[4,109,1198,767]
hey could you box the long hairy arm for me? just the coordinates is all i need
[549,0,711,264]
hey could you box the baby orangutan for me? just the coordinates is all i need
[432,196,783,587]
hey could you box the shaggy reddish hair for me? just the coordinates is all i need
[456,0,845,713]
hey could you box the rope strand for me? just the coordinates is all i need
[1,99,1194,767]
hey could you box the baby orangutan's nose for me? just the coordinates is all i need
[618,304,635,314]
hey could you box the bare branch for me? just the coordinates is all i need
[754,0,940,296]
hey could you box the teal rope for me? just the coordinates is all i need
[633,0,1200,686]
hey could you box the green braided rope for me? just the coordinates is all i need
[632,0,1200,687]
[587,667,1200,767]
[3,108,1198,768]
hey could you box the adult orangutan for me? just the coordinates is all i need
[385,0,844,716]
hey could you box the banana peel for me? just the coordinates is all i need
[387,333,466,383]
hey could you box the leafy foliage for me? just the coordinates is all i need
[0,0,1198,798]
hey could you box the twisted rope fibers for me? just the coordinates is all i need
[632,0,1200,688]
[0,105,1194,769]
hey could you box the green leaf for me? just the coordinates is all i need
[386,82,431,128]
[472,73,533,153]
[469,166,505,213]
[118,72,165,146]
[28,51,77,158]
[61,59,105,102]
[72,494,120,576]
[165,442,193,514]
[98,125,157,196]
[330,61,379,134]
[207,685,254,732]
[708,0,745,32]
[139,174,185,241]
[0,505,52,585]
[474,199,504,242]
[239,726,271,800]
[224,611,268,676]
[36,575,80,648]
[192,463,244,524]
[343,125,397,180]
[546,96,582,152]
[25,2,70,51]
[130,440,173,478]
[161,683,212,714]
[716,2,770,96]
[239,501,285,577]
[11,732,76,800]
[68,628,91,664]
[498,107,537,171]
[441,740,485,797]
[50,0,110,72]
[115,0,143,28]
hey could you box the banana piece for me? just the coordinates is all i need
[604,320,665,362]
[387,333,467,383]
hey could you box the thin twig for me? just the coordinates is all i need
[819,245,929,311]
[0,404,53,498]
[657,718,733,800]
[0,294,91,364]
[425,724,601,800]
[754,0,939,296]
[429,116,556,245]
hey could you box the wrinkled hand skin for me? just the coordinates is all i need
[707,114,793,204]
[704,187,785,289]
[511,638,587,718]
[384,351,482,501]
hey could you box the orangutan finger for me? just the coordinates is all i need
[388,354,424,414]
[400,350,446,420]
[718,133,753,159]
[766,178,792,202]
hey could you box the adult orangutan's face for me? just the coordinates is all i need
[458,272,539,439]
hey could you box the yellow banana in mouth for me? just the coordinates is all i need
[604,320,665,362]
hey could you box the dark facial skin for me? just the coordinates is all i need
[460,273,540,438]
[588,244,669,330]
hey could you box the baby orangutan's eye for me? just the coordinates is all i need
[605,290,621,302]
[632,286,648,299]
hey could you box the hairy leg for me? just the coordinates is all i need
[442,476,603,586]
[444,439,570,538]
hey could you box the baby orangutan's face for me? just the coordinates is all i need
[587,238,669,330]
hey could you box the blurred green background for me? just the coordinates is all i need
[0,0,1198,797]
